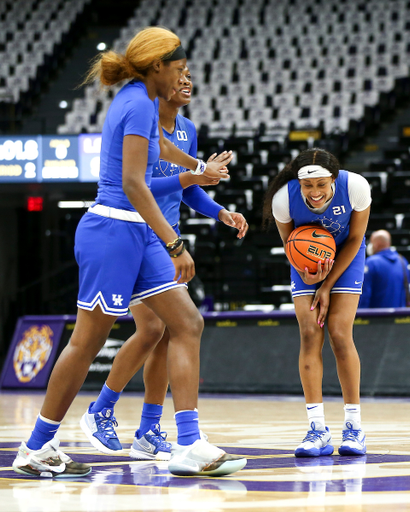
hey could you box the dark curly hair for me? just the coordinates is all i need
[262,148,340,229]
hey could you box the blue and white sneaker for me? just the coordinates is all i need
[129,424,172,461]
[80,402,122,454]
[295,422,334,457]
[338,422,366,456]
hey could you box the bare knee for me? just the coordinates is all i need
[69,325,109,355]
[299,323,323,352]
[328,326,355,360]
[69,307,116,359]
[184,308,204,338]
[170,307,204,340]
[137,315,165,342]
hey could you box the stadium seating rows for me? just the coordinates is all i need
[0,0,91,104]
[58,0,410,138]
[3,0,410,308]
[55,0,410,307]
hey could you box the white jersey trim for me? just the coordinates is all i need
[129,281,187,306]
[272,184,291,223]
[347,171,372,211]
[271,170,372,223]
[292,287,362,297]
[77,291,129,316]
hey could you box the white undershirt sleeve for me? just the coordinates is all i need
[347,171,372,211]
[272,184,292,223]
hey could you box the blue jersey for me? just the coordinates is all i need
[359,249,410,308]
[287,170,366,297]
[96,80,160,211]
[288,170,364,248]
[150,113,224,226]
[152,114,197,226]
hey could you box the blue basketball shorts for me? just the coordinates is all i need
[129,223,185,307]
[75,213,185,316]
[291,243,366,298]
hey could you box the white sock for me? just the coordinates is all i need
[306,403,325,431]
[344,404,361,429]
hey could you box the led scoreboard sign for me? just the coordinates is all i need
[42,136,79,180]
[0,136,41,182]
[78,134,101,182]
[0,135,102,183]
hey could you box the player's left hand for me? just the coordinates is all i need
[207,151,233,166]
[218,210,249,238]
[204,151,233,180]
[310,283,332,328]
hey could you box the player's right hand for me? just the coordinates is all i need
[298,259,334,285]
[171,248,195,284]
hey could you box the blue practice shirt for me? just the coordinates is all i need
[96,80,160,211]
[150,113,224,226]
[359,248,410,308]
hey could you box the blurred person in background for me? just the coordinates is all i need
[359,229,410,308]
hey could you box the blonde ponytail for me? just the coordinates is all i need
[82,27,181,87]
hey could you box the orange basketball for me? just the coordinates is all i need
[285,225,336,273]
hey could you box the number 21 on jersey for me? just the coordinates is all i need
[332,205,346,215]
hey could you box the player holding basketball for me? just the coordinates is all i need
[80,65,248,460]
[263,148,371,457]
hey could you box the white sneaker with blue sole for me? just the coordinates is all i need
[168,438,247,477]
[295,422,334,457]
[80,402,122,454]
[130,424,171,461]
[338,422,366,456]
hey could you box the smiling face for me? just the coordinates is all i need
[168,66,192,108]
[156,58,187,101]
[299,176,335,208]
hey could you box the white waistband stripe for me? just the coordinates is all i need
[88,204,145,223]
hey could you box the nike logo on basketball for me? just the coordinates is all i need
[311,230,332,239]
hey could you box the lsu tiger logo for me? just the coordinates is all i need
[13,325,54,383]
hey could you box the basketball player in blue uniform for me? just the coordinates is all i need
[263,148,371,457]
[80,66,248,460]
[12,27,247,478]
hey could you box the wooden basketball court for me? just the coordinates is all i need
[1,391,410,511]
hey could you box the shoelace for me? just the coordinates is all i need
[97,415,119,439]
[148,425,171,448]
[302,429,326,443]
[342,428,361,442]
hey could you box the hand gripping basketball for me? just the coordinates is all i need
[285,225,336,274]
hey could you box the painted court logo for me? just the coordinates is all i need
[13,325,53,383]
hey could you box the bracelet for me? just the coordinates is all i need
[165,237,183,253]
[169,243,186,258]
[191,159,207,175]
[166,237,180,249]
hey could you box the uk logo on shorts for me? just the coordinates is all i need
[112,294,123,306]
